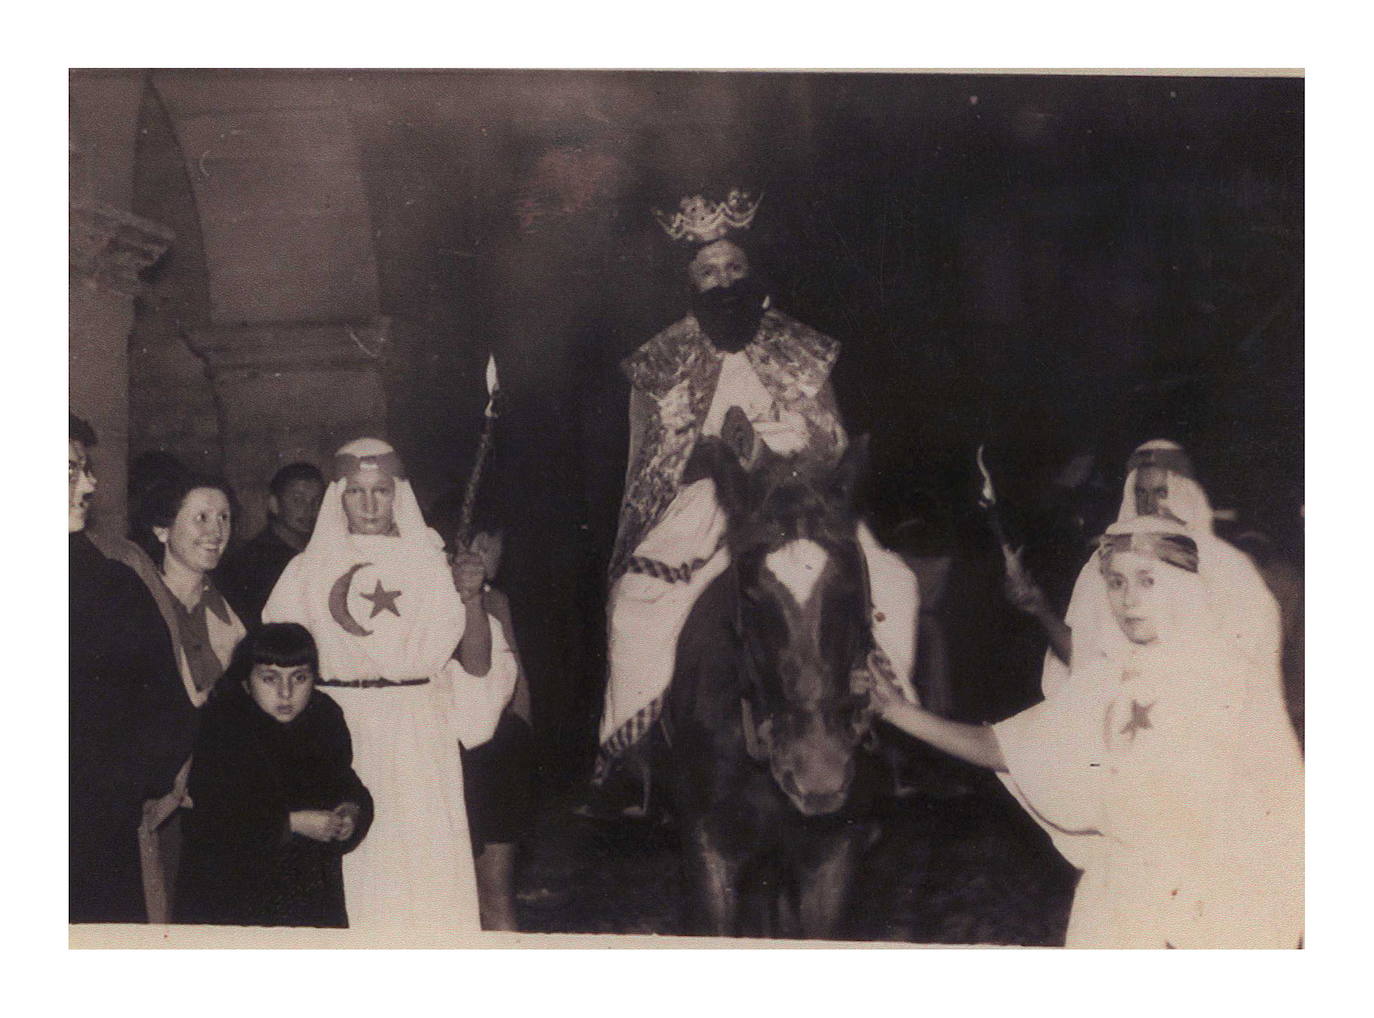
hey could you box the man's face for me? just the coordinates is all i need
[688,239,751,294]
[271,477,325,540]
[69,439,96,533]
[342,470,397,536]
[1133,465,1171,517]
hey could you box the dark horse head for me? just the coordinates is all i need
[686,434,876,817]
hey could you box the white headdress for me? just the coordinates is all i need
[263,437,462,681]
[1116,439,1215,534]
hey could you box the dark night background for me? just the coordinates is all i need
[72,70,1302,940]
[410,71,1303,787]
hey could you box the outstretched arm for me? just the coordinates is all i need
[861,658,1006,772]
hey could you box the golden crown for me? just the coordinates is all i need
[653,188,761,244]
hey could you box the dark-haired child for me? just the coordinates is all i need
[176,623,373,928]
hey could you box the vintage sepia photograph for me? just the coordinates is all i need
[68,66,1304,951]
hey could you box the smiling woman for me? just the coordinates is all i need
[127,471,247,921]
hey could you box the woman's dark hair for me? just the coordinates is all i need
[223,623,319,688]
[130,471,236,565]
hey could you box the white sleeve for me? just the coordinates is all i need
[992,683,1109,872]
[857,522,920,703]
[448,612,519,749]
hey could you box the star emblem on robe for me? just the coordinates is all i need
[1119,699,1155,739]
[359,579,403,618]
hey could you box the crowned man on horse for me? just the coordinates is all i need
[599,187,920,781]
[595,189,921,933]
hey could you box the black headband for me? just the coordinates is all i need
[1126,445,1196,480]
[1098,530,1199,574]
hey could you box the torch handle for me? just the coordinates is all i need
[980,500,1023,576]
[456,417,496,548]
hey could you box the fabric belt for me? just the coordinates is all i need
[625,553,714,584]
[318,677,430,689]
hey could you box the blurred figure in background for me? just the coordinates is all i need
[219,462,326,628]
[429,490,535,931]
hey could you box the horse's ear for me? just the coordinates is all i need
[685,436,750,517]
[832,434,870,504]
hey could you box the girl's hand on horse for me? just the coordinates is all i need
[861,649,919,717]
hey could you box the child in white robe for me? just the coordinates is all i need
[263,438,518,937]
[861,514,1303,948]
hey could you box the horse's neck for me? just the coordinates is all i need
[674,568,749,718]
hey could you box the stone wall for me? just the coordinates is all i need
[69,69,168,542]
[124,71,390,539]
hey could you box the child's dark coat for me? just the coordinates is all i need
[176,682,373,927]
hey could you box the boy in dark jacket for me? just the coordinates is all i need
[176,624,373,927]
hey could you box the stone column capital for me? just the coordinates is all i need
[69,202,174,298]
[183,317,391,376]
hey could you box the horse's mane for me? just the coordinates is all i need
[686,436,869,556]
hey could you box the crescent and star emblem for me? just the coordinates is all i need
[328,563,403,636]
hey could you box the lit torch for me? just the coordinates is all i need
[456,354,501,548]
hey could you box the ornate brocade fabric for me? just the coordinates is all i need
[609,308,845,581]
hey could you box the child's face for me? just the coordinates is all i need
[247,662,314,723]
[1102,550,1164,645]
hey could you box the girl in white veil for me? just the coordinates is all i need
[863,514,1303,948]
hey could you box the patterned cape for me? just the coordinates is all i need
[609,307,845,581]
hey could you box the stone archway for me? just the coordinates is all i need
[127,71,392,538]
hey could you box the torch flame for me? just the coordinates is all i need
[976,444,996,505]
[484,354,499,417]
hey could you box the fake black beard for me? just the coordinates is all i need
[691,278,767,353]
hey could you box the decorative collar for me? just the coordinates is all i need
[621,308,838,401]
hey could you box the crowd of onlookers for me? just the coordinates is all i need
[70,416,531,931]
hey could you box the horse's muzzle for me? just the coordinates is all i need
[775,755,855,817]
